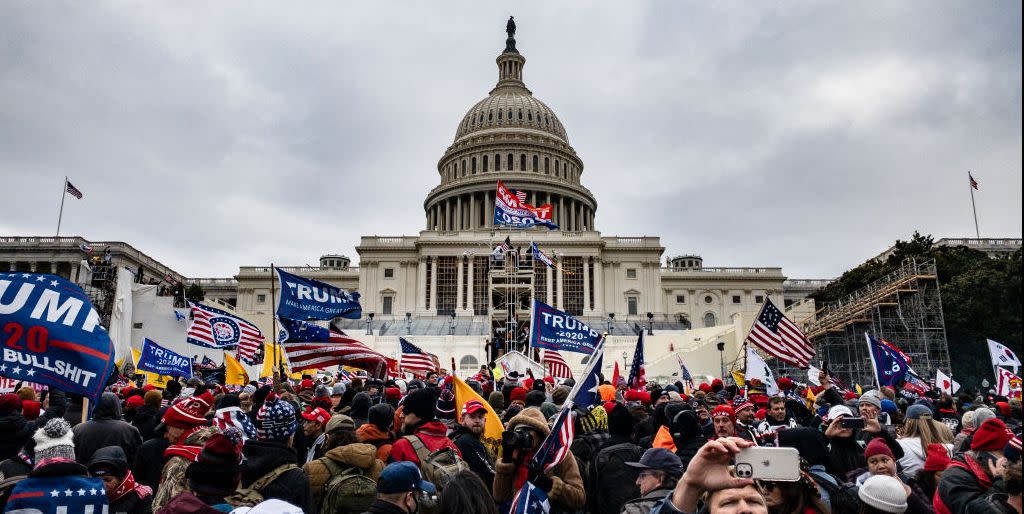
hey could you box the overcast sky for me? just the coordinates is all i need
[2,2,1020,279]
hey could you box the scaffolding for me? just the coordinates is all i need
[795,258,951,387]
[489,249,535,358]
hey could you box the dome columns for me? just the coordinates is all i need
[425,188,595,232]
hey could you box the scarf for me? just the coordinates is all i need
[513,450,536,490]
[164,444,202,462]
[109,470,152,503]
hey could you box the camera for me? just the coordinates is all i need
[502,426,536,451]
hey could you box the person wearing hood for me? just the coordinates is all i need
[492,407,586,512]
[72,392,143,465]
[211,393,258,441]
[240,392,314,514]
[87,445,153,514]
[5,418,109,514]
[357,403,396,461]
[0,388,66,463]
[351,392,373,429]
[303,419,383,508]
[667,407,707,471]
[389,388,462,466]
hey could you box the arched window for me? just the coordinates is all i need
[528,111,533,121]
[544,157,550,173]
[518,110,523,120]
[495,154,501,171]
[508,153,514,170]
[703,312,716,328]
[488,111,493,121]
[461,160,466,177]
[520,154,527,170]
[533,155,539,172]
[498,110,502,120]
[459,355,479,372]
[472,157,477,174]
[554,159,559,175]
[479,113,484,122]
[507,110,513,120]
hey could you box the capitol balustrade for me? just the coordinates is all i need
[661,266,784,278]
[0,235,185,283]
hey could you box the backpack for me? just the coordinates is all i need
[318,458,377,514]
[591,442,643,514]
[225,463,298,508]
[402,435,469,491]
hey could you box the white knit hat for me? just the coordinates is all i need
[33,418,76,464]
[827,404,853,420]
[857,475,908,513]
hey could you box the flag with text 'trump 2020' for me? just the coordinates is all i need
[528,299,603,355]
[276,268,361,321]
[0,272,115,403]
[493,180,558,230]
[136,338,192,378]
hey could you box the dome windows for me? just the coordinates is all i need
[507,153,513,170]
[498,110,503,121]
[461,160,467,177]
[520,154,527,171]
[528,111,533,121]
[508,109,513,120]
[544,157,550,173]
[483,155,488,172]
[472,157,477,174]
[495,154,501,171]
[532,155,539,172]
[488,111,493,121]
[518,109,523,120]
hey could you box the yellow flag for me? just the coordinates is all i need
[260,342,283,378]
[132,348,172,389]
[224,352,249,386]
[805,386,817,410]
[856,384,863,395]
[731,370,746,388]
[452,376,504,458]
[492,365,504,382]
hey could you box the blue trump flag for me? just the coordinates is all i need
[528,299,603,355]
[276,268,361,321]
[136,338,192,378]
[0,272,115,403]
[866,333,909,388]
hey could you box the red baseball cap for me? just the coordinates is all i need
[301,407,330,426]
[461,399,487,416]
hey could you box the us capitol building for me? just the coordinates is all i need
[2,21,841,378]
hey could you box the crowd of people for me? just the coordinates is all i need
[0,366,1020,514]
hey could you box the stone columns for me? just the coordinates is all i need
[556,263,564,309]
[429,257,438,313]
[417,258,427,312]
[456,195,462,230]
[545,265,553,305]
[486,194,494,228]
[593,258,604,315]
[583,257,591,314]
[558,196,564,228]
[469,193,477,229]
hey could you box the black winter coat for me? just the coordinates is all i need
[72,393,143,464]
[241,439,314,514]
[130,405,161,441]
[451,425,496,488]
[826,428,903,481]
[0,389,66,462]
[937,454,1009,514]
[131,437,170,492]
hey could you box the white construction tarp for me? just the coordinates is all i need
[108,267,135,365]
[496,350,546,377]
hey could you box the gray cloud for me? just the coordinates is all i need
[1,1,1019,279]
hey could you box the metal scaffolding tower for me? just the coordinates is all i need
[488,249,535,358]
[797,258,951,387]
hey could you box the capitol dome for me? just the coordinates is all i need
[424,18,598,233]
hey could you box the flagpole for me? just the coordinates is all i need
[56,176,68,238]
[270,263,282,379]
[865,332,880,388]
[969,171,980,238]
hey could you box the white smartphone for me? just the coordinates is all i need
[733,447,801,482]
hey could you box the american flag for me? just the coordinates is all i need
[543,349,573,379]
[400,338,438,375]
[627,332,646,388]
[530,406,574,472]
[497,236,513,253]
[510,481,551,514]
[676,354,695,395]
[746,298,814,368]
[514,189,528,205]
[969,172,979,190]
[279,318,388,374]
[65,180,83,199]
[186,301,264,363]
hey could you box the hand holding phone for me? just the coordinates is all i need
[840,417,866,430]
[734,447,801,482]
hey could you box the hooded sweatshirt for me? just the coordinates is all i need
[87,445,153,514]
[0,388,65,462]
[71,392,143,465]
[241,439,314,514]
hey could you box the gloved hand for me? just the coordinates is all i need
[528,465,553,492]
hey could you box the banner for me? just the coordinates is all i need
[866,333,909,388]
[996,367,1022,399]
[988,339,1021,371]
[0,272,115,403]
[136,338,192,378]
[493,180,558,230]
[276,268,361,321]
[132,347,173,389]
[528,299,603,355]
